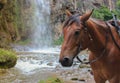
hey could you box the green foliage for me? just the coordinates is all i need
[39,77,64,83]
[92,6,113,21]
[116,0,120,18]
[53,36,63,45]
[0,49,17,69]
[116,0,120,9]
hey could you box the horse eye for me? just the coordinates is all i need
[74,30,80,36]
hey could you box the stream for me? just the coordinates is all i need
[0,47,94,83]
[0,1,93,82]
[0,47,60,83]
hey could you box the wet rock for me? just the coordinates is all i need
[83,58,87,61]
[79,64,90,68]
[71,77,86,82]
[78,78,85,82]
[47,62,53,66]
[88,69,93,75]
[55,65,62,69]
[29,59,38,64]
[71,77,78,81]
[0,69,7,74]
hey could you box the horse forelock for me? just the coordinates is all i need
[63,14,81,28]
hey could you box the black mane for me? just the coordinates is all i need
[63,14,81,28]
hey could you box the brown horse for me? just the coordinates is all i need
[59,10,120,83]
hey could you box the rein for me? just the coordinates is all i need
[105,22,120,50]
[76,21,109,64]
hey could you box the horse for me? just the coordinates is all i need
[59,10,120,83]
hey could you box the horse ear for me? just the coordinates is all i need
[81,9,94,22]
[66,10,72,17]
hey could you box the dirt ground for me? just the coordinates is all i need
[52,50,95,83]
[52,64,95,83]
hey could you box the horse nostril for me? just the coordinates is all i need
[59,57,73,67]
[63,57,69,62]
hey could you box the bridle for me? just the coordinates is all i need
[76,21,109,64]
[64,14,119,64]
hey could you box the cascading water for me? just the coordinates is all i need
[31,0,52,49]
[14,0,60,74]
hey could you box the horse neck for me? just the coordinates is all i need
[86,19,107,54]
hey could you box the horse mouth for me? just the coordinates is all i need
[60,60,73,67]
[59,57,73,67]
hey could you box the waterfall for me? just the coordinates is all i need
[31,0,52,49]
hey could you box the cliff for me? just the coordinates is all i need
[0,0,33,48]
[0,0,18,48]
[50,0,118,41]
[0,0,118,47]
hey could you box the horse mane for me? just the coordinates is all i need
[63,13,117,31]
[63,14,81,28]
[63,13,107,29]
[90,18,120,29]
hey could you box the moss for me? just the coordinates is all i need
[16,39,31,45]
[0,48,17,69]
[39,77,64,83]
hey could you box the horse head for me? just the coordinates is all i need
[59,10,94,67]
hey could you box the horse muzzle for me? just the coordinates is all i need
[59,57,73,67]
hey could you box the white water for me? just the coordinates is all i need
[15,53,60,74]
[31,0,52,49]
[15,0,60,74]
[31,47,60,54]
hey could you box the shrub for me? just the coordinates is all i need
[92,6,113,21]
[116,0,120,18]
[116,0,120,10]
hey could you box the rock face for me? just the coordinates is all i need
[0,0,18,48]
[0,0,117,48]
[0,0,34,48]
